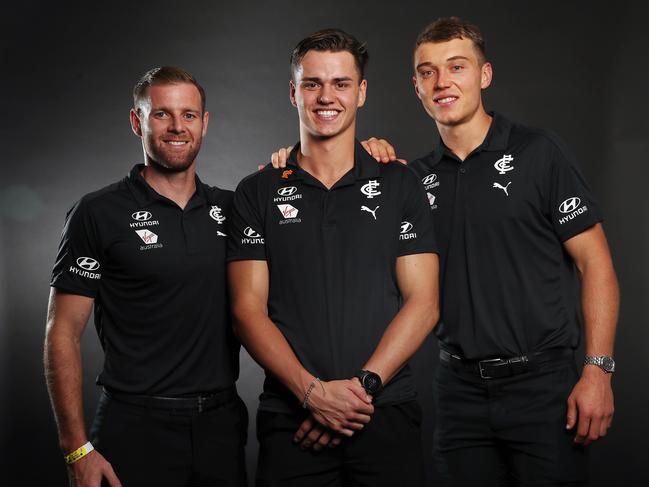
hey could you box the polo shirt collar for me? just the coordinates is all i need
[126,164,208,208]
[282,139,381,186]
[426,111,512,167]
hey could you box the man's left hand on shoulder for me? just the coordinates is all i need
[566,364,614,445]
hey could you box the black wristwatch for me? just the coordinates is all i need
[354,370,383,395]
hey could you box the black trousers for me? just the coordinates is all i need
[255,401,425,487]
[90,389,248,487]
[434,355,588,487]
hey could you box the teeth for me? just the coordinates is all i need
[167,141,187,145]
[436,97,456,104]
[317,110,338,117]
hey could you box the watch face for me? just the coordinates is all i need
[602,357,615,372]
[362,373,382,393]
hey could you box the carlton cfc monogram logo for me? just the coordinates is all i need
[494,155,514,174]
[361,180,381,199]
[209,205,226,224]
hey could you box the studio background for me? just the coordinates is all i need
[2,1,647,485]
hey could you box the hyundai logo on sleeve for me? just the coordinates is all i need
[76,257,100,271]
[399,221,417,240]
[559,197,581,214]
[242,227,265,244]
[70,257,101,279]
[558,196,588,225]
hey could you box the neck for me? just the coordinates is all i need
[298,126,356,189]
[437,108,492,161]
[141,161,197,209]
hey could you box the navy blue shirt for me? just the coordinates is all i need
[51,165,238,395]
[228,141,437,412]
[409,113,602,359]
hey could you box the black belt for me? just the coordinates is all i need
[103,386,237,412]
[439,349,573,379]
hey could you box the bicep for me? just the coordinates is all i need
[395,253,439,302]
[228,260,270,311]
[563,223,613,273]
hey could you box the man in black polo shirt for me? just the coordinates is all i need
[404,18,618,486]
[227,29,439,486]
[44,67,247,487]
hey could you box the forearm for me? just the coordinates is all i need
[44,327,87,453]
[363,296,438,384]
[580,258,619,358]
[233,308,312,401]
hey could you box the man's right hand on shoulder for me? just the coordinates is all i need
[67,450,121,487]
[266,138,407,170]
[303,378,374,437]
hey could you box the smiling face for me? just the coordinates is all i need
[290,50,366,141]
[413,37,492,128]
[130,82,208,172]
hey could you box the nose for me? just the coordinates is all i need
[435,68,451,89]
[168,114,185,134]
[317,84,333,104]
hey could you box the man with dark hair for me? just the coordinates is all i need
[407,17,618,487]
[44,66,247,487]
[228,29,439,486]
[273,15,619,487]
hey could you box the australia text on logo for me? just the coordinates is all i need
[70,256,101,279]
[209,205,226,224]
[242,226,265,244]
[422,173,440,191]
[274,186,303,202]
[399,221,417,240]
[130,210,159,228]
[494,154,514,175]
[558,196,588,225]
[361,180,381,199]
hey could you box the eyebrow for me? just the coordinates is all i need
[151,106,201,113]
[300,76,354,83]
[416,56,470,70]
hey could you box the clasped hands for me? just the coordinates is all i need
[295,378,374,451]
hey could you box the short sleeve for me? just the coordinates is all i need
[50,198,103,297]
[397,166,438,256]
[546,136,603,242]
[227,176,268,262]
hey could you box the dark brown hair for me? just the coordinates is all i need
[415,17,486,64]
[133,66,206,113]
[290,28,369,81]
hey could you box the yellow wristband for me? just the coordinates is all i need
[64,441,94,465]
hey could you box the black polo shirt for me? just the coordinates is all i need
[409,112,602,360]
[227,141,437,412]
[50,164,238,396]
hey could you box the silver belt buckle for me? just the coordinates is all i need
[478,358,503,379]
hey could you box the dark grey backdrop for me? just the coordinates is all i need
[2,1,647,485]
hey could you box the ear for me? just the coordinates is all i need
[130,108,143,137]
[202,111,209,137]
[289,80,297,108]
[412,75,421,98]
[480,62,493,89]
[357,79,367,108]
